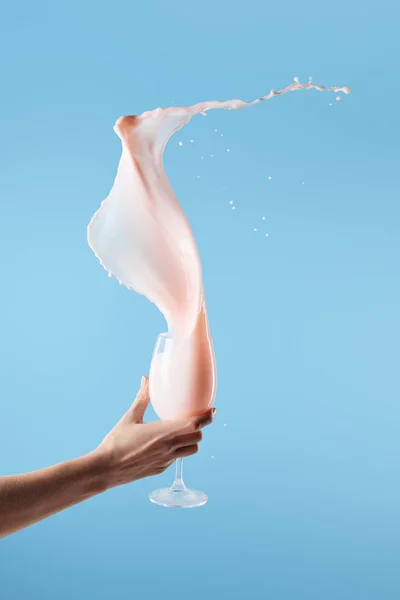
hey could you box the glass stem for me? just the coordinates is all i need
[170,458,186,492]
[175,458,183,483]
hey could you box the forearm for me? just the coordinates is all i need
[0,452,108,538]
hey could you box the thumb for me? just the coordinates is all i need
[130,376,150,423]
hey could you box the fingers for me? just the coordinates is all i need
[190,407,216,430]
[173,444,199,458]
[129,376,150,423]
[153,459,175,475]
[168,413,213,457]
[170,430,202,450]
[161,407,216,437]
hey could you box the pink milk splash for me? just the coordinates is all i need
[87,77,350,419]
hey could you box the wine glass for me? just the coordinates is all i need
[148,332,210,508]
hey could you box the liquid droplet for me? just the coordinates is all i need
[227,149,230,152]
[262,216,266,220]
[232,206,236,210]
[336,96,341,102]
[265,233,270,237]
[254,228,258,232]
[229,200,234,204]
[268,176,272,180]
[178,141,183,146]
[190,139,194,143]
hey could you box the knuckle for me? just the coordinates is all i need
[135,392,146,404]
[158,437,173,451]
[167,437,177,450]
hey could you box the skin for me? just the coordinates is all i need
[0,376,215,538]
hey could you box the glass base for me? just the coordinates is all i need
[149,484,208,508]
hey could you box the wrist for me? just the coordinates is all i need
[79,450,111,496]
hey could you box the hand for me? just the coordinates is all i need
[94,376,216,490]
[0,376,215,538]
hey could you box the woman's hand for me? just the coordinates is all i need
[94,376,216,490]
[0,376,215,538]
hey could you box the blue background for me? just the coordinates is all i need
[1,0,399,598]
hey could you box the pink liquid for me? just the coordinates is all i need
[87,77,350,419]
